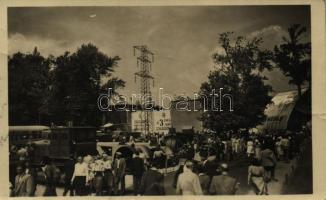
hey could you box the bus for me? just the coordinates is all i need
[9,126,97,165]
[9,126,98,185]
[9,125,51,147]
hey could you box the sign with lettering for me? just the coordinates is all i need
[153,110,171,134]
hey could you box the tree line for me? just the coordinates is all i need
[199,24,311,133]
[9,24,311,132]
[9,44,125,126]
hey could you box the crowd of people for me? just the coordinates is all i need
[9,127,309,196]
[10,149,162,197]
[172,128,308,195]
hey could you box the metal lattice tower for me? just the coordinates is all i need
[133,45,154,135]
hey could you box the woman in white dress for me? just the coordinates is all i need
[235,137,240,154]
[254,139,262,160]
[275,138,284,160]
[247,139,255,158]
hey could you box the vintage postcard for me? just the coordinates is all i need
[0,0,325,199]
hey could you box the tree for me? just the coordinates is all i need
[274,24,311,97]
[8,47,51,125]
[199,32,273,133]
[48,43,125,126]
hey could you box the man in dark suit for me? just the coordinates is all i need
[138,162,165,196]
[209,163,239,195]
[113,152,126,195]
[198,166,210,195]
[203,150,220,185]
[63,155,75,196]
[131,151,145,195]
[42,157,59,196]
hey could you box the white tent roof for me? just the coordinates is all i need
[264,88,307,130]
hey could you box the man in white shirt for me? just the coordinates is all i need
[176,161,203,195]
[71,156,88,196]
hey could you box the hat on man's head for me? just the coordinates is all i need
[185,160,194,169]
[219,163,229,172]
[179,158,187,165]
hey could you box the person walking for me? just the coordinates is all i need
[43,157,59,196]
[198,166,210,195]
[254,139,262,160]
[261,144,278,182]
[112,152,126,195]
[138,162,165,195]
[11,164,34,197]
[235,136,241,155]
[131,151,145,195]
[209,163,239,195]
[176,161,203,195]
[153,146,164,168]
[24,161,37,196]
[281,135,290,162]
[203,150,219,184]
[217,140,225,161]
[92,155,105,196]
[71,156,88,196]
[275,137,284,161]
[88,156,96,195]
[226,139,233,161]
[63,155,75,196]
[248,159,268,195]
[247,139,255,158]
[172,158,186,189]
[102,154,113,195]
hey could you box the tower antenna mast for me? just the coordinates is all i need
[133,45,154,135]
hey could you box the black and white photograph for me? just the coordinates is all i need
[6,3,316,197]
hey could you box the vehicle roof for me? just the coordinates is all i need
[9,125,50,132]
[51,126,96,129]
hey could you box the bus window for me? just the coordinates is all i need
[101,147,112,156]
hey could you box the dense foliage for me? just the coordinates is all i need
[9,44,125,126]
[274,24,311,97]
[200,32,273,133]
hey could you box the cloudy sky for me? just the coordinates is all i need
[8,6,310,101]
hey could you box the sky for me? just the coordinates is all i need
[8,6,311,102]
